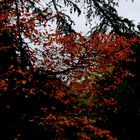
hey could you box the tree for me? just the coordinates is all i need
[0,0,139,139]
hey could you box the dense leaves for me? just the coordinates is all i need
[0,0,139,139]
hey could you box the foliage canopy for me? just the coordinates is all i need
[0,0,139,139]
